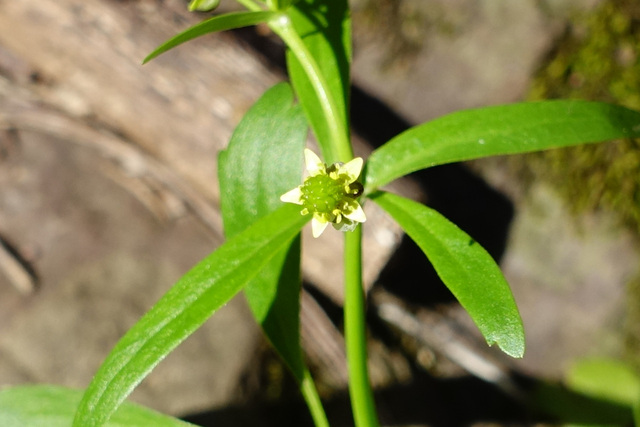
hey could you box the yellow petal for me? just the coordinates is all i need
[304,148,325,176]
[280,187,303,204]
[311,216,330,238]
[344,203,366,223]
[339,157,363,182]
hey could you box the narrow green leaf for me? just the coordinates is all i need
[285,0,351,163]
[370,191,525,358]
[0,385,194,427]
[143,11,277,63]
[219,82,308,379]
[73,204,309,427]
[365,100,640,191]
[567,358,640,407]
[532,381,634,425]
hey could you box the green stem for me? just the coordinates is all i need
[269,14,352,164]
[344,226,380,427]
[300,368,330,427]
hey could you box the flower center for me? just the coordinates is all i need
[300,174,345,215]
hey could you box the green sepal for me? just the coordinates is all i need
[188,0,220,12]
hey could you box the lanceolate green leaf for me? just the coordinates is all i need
[284,0,351,163]
[143,11,277,63]
[0,386,194,427]
[219,82,307,379]
[567,358,640,407]
[73,204,309,427]
[370,191,525,358]
[365,101,640,191]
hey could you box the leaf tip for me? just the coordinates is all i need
[488,333,525,359]
[142,53,157,65]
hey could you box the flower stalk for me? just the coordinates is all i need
[345,226,380,426]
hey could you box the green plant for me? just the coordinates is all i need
[1,0,640,426]
[532,357,640,426]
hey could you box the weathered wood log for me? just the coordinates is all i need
[0,0,408,416]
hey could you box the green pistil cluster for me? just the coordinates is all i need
[301,174,343,215]
[280,149,367,237]
[299,172,364,224]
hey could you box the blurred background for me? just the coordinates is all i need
[1,0,639,425]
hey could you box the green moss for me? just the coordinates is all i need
[353,0,459,70]
[524,0,640,235]
[524,0,640,370]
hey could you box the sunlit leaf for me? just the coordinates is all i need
[144,11,277,63]
[73,204,309,427]
[365,101,640,191]
[370,191,525,358]
[533,381,633,425]
[567,358,640,407]
[219,82,308,379]
[0,385,194,427]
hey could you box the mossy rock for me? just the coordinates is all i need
[519,0,640,371]
[524,0,640,234]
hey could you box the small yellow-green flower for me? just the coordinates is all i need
[280,149,366,238]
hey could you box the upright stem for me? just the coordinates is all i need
[344,226,380,427]
[271,6,376,426]
[269,14,353,164]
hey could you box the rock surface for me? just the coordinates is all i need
[351,0,639,381]
[0,0,637,424]
[0,0,402,417]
